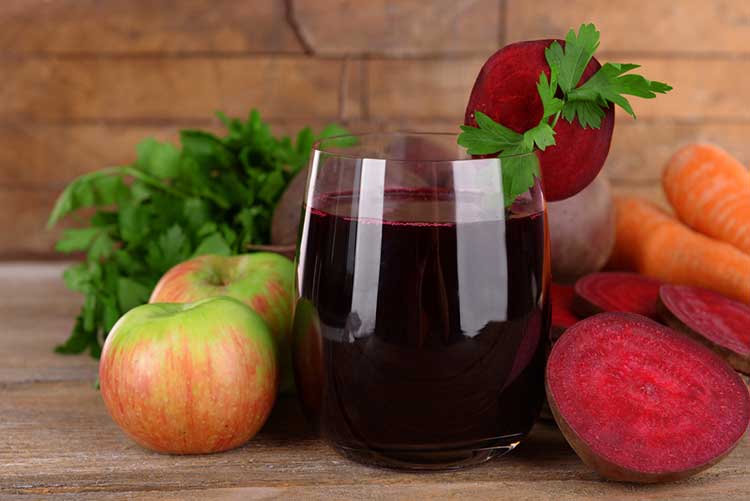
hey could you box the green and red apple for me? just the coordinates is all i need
[149,252,295,393]
[99,296,277,454]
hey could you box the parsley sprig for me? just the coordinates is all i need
[458,23,672,207]
[48,110,346,357]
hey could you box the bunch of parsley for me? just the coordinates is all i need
[48,110,345,357]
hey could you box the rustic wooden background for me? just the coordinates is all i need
[1,0,749,258]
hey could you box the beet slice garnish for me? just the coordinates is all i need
[547,312,750,483]
[551,283,579,341]
[658,284,750,375]
[464,40,614,202]
[573,272,662,319]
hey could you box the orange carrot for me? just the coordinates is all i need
[663,143,750,255]
[608,196,750,304]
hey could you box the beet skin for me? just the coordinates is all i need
[464,40,615,201]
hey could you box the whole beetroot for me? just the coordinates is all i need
[548,175,615,283]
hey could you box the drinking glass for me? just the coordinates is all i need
[291,132,550,470]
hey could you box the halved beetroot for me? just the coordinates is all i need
[551,283,579,341]
[573,272,662,319]
[658,284,750,375]
[547,312,750,483]
[465,40,614,201]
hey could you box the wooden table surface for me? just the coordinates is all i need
[2,263,749,500]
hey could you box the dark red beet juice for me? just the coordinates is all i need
[293,188,550,468]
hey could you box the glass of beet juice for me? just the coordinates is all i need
[292,132,550,470]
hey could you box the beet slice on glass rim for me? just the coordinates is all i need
[464,40,614,202]
[547,312,750,483]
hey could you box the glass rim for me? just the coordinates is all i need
[312,131,538,164]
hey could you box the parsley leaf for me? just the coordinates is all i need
[500,151,541,205]
[537,72,563,119]
[117,277,151,312]
[458,112,545,207]
[567,62,672,118]
[54,227,104,253]
[546,23,600,95]
[47,169,127,227]
[54,315,91,354]
[193,232,232,257]
[561,100,607,128]
[136,138,181,179]
[458,111,523,155]
[522,122,556,152]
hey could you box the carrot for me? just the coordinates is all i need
[663,143,750,255]
[608,196,750,304]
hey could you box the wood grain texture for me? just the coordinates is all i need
[0,0,301,54]
[0,124,185,187]
[367,58,485,119]
[0,57,353,122]
[605,121,750,183]
[0,121,355,187]
[0,263,749,498]
[0,263,95,383]
[0,188,63,258]
[363,57,750,121]
[292,0,500,56]
[623,58,750,120]
[506,0,750,55]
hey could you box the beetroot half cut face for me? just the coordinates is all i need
[659,284,750,375]
[573,272,662,319]
[464,40,615,202]
[547,313,750,483]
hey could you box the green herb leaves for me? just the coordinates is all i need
[537,73,564,119]
[545,23,599,95]
[550,24,671,127]
[457,112,542,207]
[457,23,672,207]
[49,109,345,357]
[458,111,523,155]
[567,62,673,120]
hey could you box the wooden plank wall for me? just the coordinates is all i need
[1,0,748,258]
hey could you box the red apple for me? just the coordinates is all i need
[149,253,295,393]
[99,296,277,454]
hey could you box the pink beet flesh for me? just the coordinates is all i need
[660,285,750,357]
[552,283,578,329]
[575,272,662,318]
[548,313,750,478]
[464,40,615,201]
